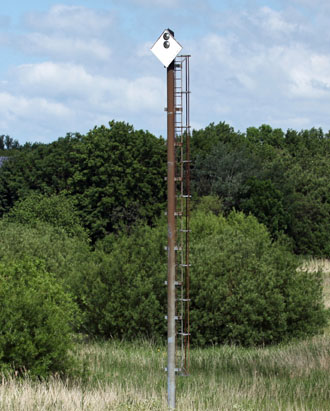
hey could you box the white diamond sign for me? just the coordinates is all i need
[151,29,182,67]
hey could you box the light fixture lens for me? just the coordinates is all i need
[163,32,170,40]
[163,41,170,49]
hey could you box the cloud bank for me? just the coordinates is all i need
[1,1,330,143]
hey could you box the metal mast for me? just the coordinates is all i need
[166,56,176,409]
[151,30,191,410]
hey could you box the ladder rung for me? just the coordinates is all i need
[164,368,182,373]
[178,332,191,336]
[177,298,191,302]
[164,176,183,181]
[164,246,182,251]
[165,281,182,286]
[164,211,183,216]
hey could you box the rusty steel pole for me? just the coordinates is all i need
[167,58,176,409]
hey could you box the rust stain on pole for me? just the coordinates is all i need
[167,58,176,410]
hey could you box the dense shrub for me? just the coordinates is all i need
[82,222,167,339]
[80,209,327,346]
[189,210,327,346]
[0,220,98,338]
[0,221,93,298]
[0,257,79,377]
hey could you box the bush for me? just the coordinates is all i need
[189,210,327,346]
[0,220,93,299]
[81,210,327,346]
[82,222,167,339]
[0,257,80,377]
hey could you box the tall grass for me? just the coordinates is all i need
[0,335,329,410]
[0,263,329,410]
[300,258,330,310]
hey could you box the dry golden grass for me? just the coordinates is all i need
[1,264,329,410]
[300,258,330,309]
[1,334,329,410]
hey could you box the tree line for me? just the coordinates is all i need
[1,120,330,256]
[191,122,330,257]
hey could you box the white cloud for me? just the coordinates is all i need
[189,4,330,133]
[12,61,163,110]
[287,52,330,98]
[20,32,112,62]
[1,60,165,141]
[3,1,330,142]
[0,91,73,142]
[0,92,71,118]
[258,6,298,34]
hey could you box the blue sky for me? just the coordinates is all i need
[1,0,330,143]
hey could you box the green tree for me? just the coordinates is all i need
[191,121,245,161]
[4,192,87,239]
[0,122,166,242]
[192,141,260,210]
[284,155,330,256]
[239,178,289,237]
[0,134,80,215]
[67,121,166,240]
[0,135,20,153]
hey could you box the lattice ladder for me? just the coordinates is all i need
[174,55,191,376]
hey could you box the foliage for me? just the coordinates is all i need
[192,141,260,210]
[191,122,330,257]
[0,135,79,216]
[191,121,245,160]
[189,210,327,346]
[4,192,87,239]
[2,120,330,255]
[0,257,79,377]
[81,222,167,339]
[79,210,327,346]
[0,122,166,242]
[239,178,289,237]
[284,155,330,256]
[0,135,20,154]
[67,121,166,240]
[192,195,223,216]
[0,220,94,317]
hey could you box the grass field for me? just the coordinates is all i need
[0,262,329,411]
